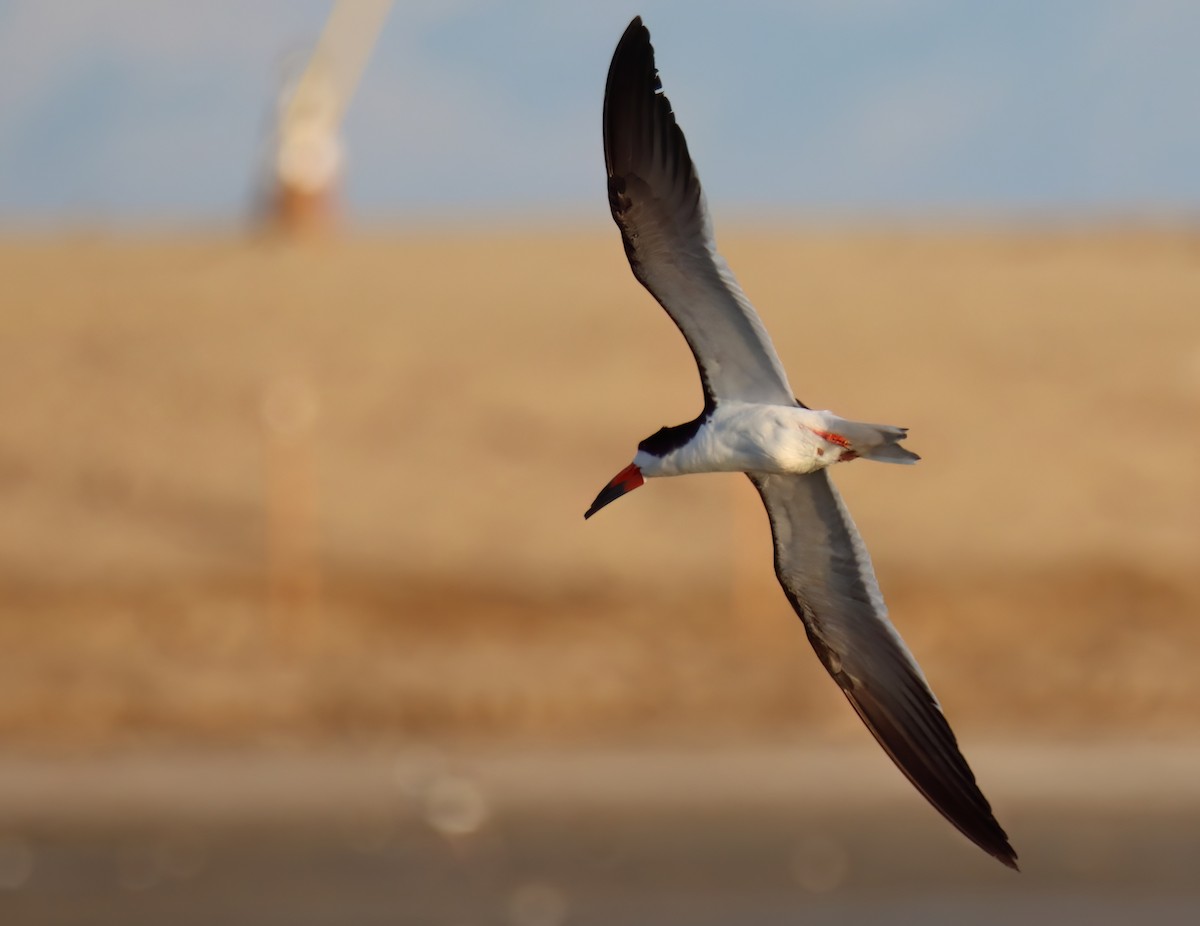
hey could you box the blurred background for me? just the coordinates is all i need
[2,1,1199,923]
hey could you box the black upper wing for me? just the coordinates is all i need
[749,470,1018,869]
[604,17,795,406]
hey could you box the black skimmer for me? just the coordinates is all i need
[586,17,1017,871]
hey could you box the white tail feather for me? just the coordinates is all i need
[832,418,920,465]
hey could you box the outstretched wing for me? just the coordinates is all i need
[748,470,1018,869]
[604,17,795,406]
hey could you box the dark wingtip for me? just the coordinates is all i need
[975,818,1019,871]
[985,835,1020,871]
[604,16,661,179]
[987,825,1020,871]
[618,16,648,47]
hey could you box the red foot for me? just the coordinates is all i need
[814,429,858,462]
[813,428,852,449]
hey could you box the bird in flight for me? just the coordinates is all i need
[586,16,1017,870]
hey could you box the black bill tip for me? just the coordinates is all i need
[584,463,644,519]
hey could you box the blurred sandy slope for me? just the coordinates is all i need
[0,229,1197,745]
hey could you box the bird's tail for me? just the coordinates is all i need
[831,418,920,464]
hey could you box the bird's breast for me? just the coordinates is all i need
[642,404,834,477]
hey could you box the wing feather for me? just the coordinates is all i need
[748,471,1018,869]
[604,18,794,405]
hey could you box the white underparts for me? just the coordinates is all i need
[635,402,917,478]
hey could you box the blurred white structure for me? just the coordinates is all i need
[271,0,393,232]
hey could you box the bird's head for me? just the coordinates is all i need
[585,418,703,519]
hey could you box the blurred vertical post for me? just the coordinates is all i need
[262,374,323,649]
[270,0,394,233]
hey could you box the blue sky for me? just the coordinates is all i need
[2,1,1199,225]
